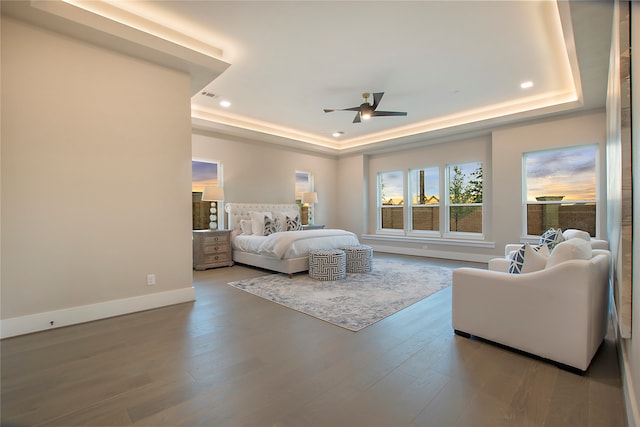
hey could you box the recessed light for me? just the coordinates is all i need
[332,131,344,138]
[219,100,231,108]
[520,81,534,89]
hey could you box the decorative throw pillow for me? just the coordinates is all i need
[285,215,303,231]
[274,211,299,227]
[508,243,549,274]
[250,211,272,236]
[263,216,280,236]
[240,219,253,235]
[546,238,592,269]
[540,228,565,250]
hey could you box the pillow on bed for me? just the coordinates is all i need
[286,215,303,231]
[240,219,253,235]
[263,216,284,235]
[274,211,298,226]
[250,211,272,236]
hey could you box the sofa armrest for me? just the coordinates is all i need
[590,239,609,250]
[488,257,510,272]
[504,244,521,257]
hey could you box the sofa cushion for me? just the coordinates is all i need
[540,228,565,250]
[563,229,591,241]
[508,243,549,274]
[546,238,592,269]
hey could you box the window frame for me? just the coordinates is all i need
[407,166,440,236]
[295,170,313,203]
[522,144,599,238]
[377,170,405,234]
[444,161,484,239]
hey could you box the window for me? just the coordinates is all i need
[524,145,597,236]
[192,160,221,230]
[378,170,404,230]
[408,167,440,232]
[446,162,483,234]
[295,171,312,203]
[295,171,314,224]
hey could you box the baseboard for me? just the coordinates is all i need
[369,244,494,263]
[0,287,195,339]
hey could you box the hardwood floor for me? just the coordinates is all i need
[1,254,626,426]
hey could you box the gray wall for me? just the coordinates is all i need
[1,17,194,334]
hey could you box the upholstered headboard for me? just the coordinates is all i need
[225,203,300,234]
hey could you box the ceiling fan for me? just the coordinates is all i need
[323,92,407,123]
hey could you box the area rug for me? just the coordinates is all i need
[227,258,452,331]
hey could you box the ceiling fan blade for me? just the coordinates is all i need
[372,110,407,117]
[352,112,361,123]
[324,106,361,113]
[372,92,384,110]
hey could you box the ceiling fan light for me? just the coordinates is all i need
[361,112,371,120]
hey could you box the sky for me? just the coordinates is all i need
[525,146,596,201]
[295,171,311,200]
[381,147,596,205]
[192,161,218,192]
[380,170,405,203]
[381,162,481,204]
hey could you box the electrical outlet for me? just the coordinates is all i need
[147,274,156,286]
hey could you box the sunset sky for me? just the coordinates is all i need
[525,146,596,202]
[192,161,218,192]
[381,162,481,204]
[380,146,596,205]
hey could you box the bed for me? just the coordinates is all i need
[225,203,360,275]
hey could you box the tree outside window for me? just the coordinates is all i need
[447,162,483,233]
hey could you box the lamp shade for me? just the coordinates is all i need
[202,186,225,201]
[302,191,318,204]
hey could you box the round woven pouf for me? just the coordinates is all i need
[341,245,373,273]
[308,249,346,281]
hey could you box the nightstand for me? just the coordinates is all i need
[193,229,233,270]
[303,224,325,230]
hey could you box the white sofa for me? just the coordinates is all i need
[452,240,610,373]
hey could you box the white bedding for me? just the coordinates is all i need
[232,228,359,259]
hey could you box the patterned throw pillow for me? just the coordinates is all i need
[508,243,550,274]
[285,215,303,231]
[540,228,565,250]
[263,216,282,236]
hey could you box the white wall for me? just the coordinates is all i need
[337,154,367,236]
[192,130,340,229]
[492,110,608,246]
[1,17,195,337]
